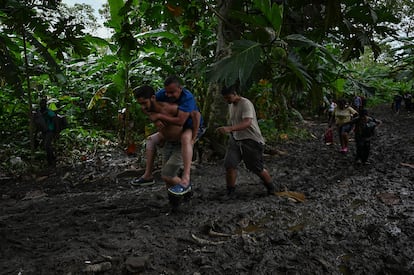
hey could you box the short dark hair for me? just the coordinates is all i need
[40,98,47,110]
[164,75,181,87]
[337,98,346,106]
[221,84,238,96]
[133,85,155,99]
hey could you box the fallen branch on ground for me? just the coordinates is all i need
[208,229,233,238]
[401,163,414,169]
[191,234,226,245]
[276,191,306,203]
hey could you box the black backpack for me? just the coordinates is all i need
[361,119,377,138]
[56,113,68,133]
[32,110,67,133]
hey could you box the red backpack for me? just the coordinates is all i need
[324,128,333,145]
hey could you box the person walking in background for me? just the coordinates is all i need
[353,94,363,112]
[327,99,337,123]
[403,93,412,112]
[34,98,58,167]
[351,109,382,165]
[216,84,276,196]
[392,93,403,114]
[329,99,358,153]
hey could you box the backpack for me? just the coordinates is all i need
[324,128,333,145]
[33,110,48,132]
[56,113,68,133]
[360,96,367,107]
[361,119,377,138]
[33,110,68,133]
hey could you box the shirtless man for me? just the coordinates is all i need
[132,85,200,188]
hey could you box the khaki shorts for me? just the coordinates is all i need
[161,142,182,178]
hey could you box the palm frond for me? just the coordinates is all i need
[208,40,263,86]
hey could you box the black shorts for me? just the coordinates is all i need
[224,136,264,174]
[338,124,353,134]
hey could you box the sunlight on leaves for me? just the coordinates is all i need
[87,84,111,110]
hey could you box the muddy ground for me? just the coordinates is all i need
[1,106,413,274]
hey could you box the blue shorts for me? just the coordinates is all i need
[338,124,353,134]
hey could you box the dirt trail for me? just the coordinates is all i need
[1,106,413,274]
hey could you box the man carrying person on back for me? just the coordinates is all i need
[133,85,201,189]
[131,77,204,195]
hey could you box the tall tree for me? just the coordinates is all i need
[203,0,240,154]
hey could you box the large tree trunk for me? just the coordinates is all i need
[204,0,240,156]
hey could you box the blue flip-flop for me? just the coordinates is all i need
[168,183,192,195]
[130,177,155,186]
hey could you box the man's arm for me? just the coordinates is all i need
[190,110,201,144]
[150,110,190,127]
[147,102,178,121]
[349,107,359,116]
[216,117,252,134]
[373,118,383,127]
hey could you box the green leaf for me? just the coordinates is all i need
[84,35,110,47]
[253,0,283,33]
[59,95,81,102]
[100,55,119,65]
[254,0,271,22]
[333,78,346,95]
[87,84,111,110]
[141,56,175,75]
[285,52,312,90]
[117,32,137,62]
[179,24,191,36]
[112,64,127,90]
[270,2,283,32]
[134,29,181,45]
[142,45,166,55]
[229,11,268,28]
[209,40,262,87]
[286,34,339,64]
[108,0,124,33]
[55,73,66,84]
[370,8,378,24]
[49,102,58,111]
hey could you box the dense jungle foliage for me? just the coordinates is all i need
[1,0,414,171]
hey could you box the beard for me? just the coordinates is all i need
[148,101,156,112]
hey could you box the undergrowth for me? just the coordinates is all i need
[0,126,120,176]
[259,119,313,145]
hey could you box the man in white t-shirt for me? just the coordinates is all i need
[216,84,276,196]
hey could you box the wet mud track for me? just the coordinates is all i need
[1,107,413,274]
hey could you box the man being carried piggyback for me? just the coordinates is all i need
[132,76,203,196]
